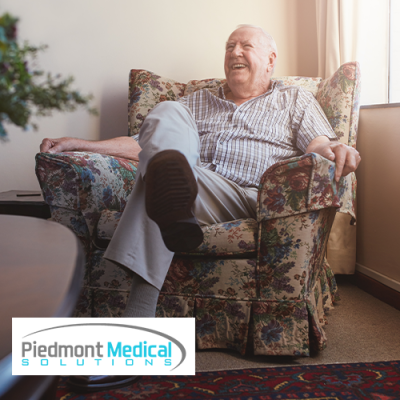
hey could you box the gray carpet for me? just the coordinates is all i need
[196,279,400,371]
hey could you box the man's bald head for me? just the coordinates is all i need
[228,24,278,73]
[233,25,278,56]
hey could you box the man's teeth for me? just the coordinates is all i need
[233,64,246,69]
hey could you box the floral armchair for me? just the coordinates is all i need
[35,62,360,357]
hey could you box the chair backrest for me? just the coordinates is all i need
[128,62,360,148]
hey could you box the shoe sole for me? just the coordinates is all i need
[145,150,203,252]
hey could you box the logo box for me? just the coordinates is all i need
[12,318,195,375]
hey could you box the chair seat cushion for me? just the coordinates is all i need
[96,211,257,256]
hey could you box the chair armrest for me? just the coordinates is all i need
[35,152,138,236]
[316,62,361,148]
[257,153,356,222]
[256,153,356,304]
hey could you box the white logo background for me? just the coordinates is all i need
[13,318,195,375]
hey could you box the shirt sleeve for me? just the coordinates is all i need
[292,88,338,153]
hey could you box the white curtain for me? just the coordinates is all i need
[315,0,360,274]
[316,0,360,78]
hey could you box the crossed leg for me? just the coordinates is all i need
[104,101,257,293]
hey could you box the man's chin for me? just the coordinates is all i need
[227,76,249,86]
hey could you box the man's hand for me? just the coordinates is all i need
[39,136,141,161]
[40,137,79,153]
[306,136,361,182]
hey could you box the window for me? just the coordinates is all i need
[357,0,399,105]
[389,0,400,103]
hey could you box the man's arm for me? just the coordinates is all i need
[39,136,141,161]
[306,136,361,182]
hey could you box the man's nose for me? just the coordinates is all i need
[231,44,243,57]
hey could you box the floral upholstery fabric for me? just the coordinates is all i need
[316,62,361,148]
[258,153,356,221]
[162,258,257,301]
[35,63,360,357]
[96,210,123,241]
[36,152,137,238]
[97,213,257,257]
[129,71,185,137]
[275,76,322,96]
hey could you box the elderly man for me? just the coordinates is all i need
[40,24,360,392]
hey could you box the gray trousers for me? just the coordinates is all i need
[104,101,258,290]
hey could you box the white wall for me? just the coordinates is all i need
[0,0,318,191]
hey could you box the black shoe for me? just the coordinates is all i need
[66,375,141,393]
[145,150,203,252]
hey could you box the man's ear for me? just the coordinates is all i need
[267,51,277,73]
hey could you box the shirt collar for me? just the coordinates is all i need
[218,79,280,101]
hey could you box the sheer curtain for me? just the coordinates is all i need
[316,0,360,78]
[316,0,389,102]
[315,0,360,274]
[315,0,390,274]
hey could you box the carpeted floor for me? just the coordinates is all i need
[57,361,400,399]
[55,279,400,399]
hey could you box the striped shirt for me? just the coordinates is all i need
[177,81,337,188]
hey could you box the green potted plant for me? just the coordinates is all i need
[0,12,97,140]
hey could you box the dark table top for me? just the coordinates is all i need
[0,190,46,205]
[0,215,84,397]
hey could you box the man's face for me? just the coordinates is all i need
[224,27,274,92]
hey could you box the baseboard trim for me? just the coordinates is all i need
[355,263,400,293]
[355,266,400,311]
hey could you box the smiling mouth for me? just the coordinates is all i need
[232,64,247,70]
